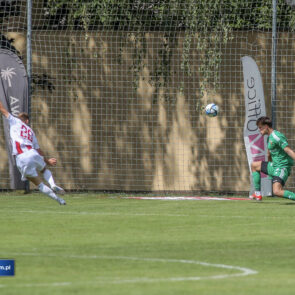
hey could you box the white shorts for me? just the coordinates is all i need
[15,149,46,181]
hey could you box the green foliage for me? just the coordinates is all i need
[43,0,295,98]
[44,0,295,32]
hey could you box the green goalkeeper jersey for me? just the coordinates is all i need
[268,130,294,168]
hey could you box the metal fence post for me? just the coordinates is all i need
[25,0,32,193]
[271,0,277,128]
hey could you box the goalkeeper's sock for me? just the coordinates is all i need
[283,190,295,201]
[43,169,56,188]
[252,171,261,191]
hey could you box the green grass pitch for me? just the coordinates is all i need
[0,192,295,295]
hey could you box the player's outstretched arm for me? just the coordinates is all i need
[284,146,295,161]
[0,101,9,118]
[37,148,57,166]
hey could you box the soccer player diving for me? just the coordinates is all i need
[251,116,295,201]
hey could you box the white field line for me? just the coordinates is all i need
[0,208,285,219]
[0,253,258,288]
[122,196,243,201]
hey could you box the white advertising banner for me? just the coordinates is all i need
[242,56,272,197]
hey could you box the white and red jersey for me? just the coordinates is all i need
[6,114,40,156]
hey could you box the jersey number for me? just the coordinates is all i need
[20,125,33,142]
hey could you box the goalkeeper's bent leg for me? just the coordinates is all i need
[283,190,295,201]
[272,182,295,201]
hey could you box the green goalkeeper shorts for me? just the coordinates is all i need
[261,161,291,186]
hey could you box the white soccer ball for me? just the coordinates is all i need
[205,103,219,117]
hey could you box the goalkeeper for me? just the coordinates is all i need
[251,116,295,201]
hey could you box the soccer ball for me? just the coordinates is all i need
[205,103,219,117]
